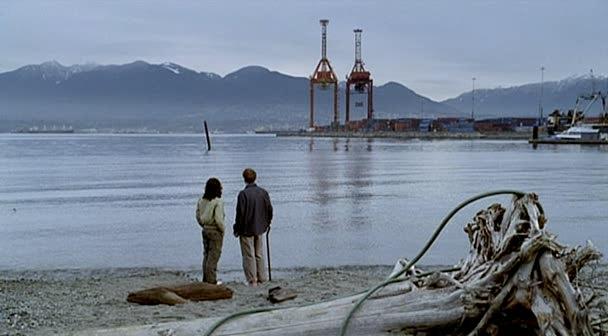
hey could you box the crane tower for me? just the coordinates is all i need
[345,29,373,127]
[309,19,339,129]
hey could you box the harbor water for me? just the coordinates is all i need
[1,134,607,270]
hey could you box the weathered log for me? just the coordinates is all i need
[127,282,233,305]
[82,193,602,335]
[82,282,469,336]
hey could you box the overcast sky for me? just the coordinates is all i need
[1,0,607,100]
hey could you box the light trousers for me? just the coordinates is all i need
[239,235,267,284]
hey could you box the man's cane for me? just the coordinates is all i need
[266,226,272,282]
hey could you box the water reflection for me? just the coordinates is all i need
[345,139,373,229]
[308,140,333,216]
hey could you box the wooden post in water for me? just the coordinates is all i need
[204,121,211,151]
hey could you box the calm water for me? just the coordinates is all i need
[1,134,607,271]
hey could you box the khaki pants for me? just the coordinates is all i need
[239,235,267,284]
[202,230,224,284]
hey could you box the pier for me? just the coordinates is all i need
[267,130,531,140]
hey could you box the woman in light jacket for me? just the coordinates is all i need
[196,177,225,284]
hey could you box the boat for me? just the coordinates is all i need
[531,124,608,144]
[554,125,606,141]
[531,86,608,144]
[546,109,583,135]
[13,125,75,134]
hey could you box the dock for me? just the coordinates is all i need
[529,138,608,145]
[266,130,531,140]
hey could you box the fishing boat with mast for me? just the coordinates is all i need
[531,81,608,144]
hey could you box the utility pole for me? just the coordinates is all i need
[539,66,545,125]
[420,96,424,120]
[471,77,476,120]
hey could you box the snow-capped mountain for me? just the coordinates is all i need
[7,60,99,84]
[442,73,608,118]
[0,60,459,132]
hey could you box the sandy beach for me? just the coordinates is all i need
[1,265,397,335]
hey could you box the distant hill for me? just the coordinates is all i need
[442,75,608,119]
[0,61,460,132]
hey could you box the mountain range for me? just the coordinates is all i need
[1,61,606,132]
[443,74,608,119]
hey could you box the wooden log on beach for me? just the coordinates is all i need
[86,194,601,335]
[127,283,233,306]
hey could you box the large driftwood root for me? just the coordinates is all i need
[127,282,233,305]
[84,193,602,335]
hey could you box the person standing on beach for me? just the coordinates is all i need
[196,178,225,284]
[233,168,273,287]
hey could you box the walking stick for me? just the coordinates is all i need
[266,226,272,282]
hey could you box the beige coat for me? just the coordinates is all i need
[196,197,225,233]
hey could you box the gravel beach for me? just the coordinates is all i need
[0,265,396,335]
[2,263,606,336]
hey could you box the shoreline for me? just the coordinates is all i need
[1,131,532,140]
[267,130,532,140]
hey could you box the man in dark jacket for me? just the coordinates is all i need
[233,168,273,286]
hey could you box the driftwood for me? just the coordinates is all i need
[83,193,602,335]
[127,282,233,305]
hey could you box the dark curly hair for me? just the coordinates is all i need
[203,177,222,200]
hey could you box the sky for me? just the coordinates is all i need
[1,0,607,100]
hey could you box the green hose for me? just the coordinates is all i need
[202,267,459,336]
[202,288,370,336]
[338,190,525,336]
[203,190,526,336]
